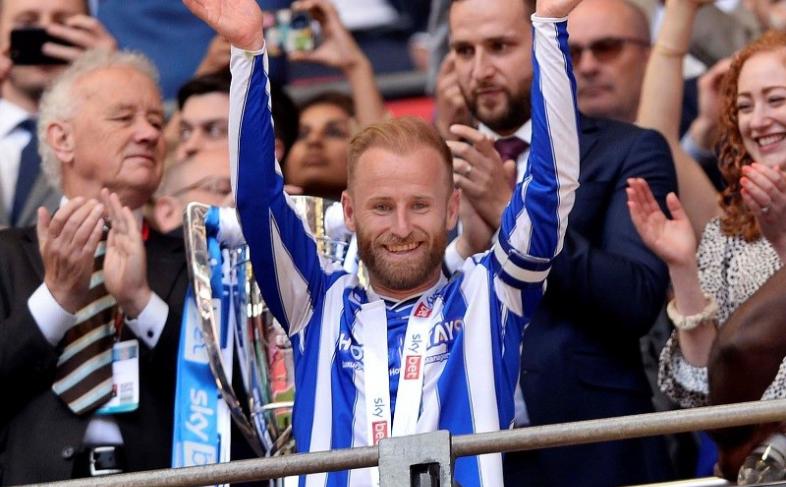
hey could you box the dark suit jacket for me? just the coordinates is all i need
[0,225,188,484]
[503,117,677,486]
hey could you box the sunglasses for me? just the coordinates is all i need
[568,37,649,64]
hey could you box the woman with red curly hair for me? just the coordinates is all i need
[630,0,786,412]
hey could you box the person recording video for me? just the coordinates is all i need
[0,0,116,229]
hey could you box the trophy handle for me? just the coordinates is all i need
[183,202,266,458]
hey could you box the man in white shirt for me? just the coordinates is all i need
[0,0,115,228]
[0,48,188,483]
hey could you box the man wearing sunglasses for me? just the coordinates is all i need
[567,0,650,123]
[568,0,650,123]
[443,0,677,485]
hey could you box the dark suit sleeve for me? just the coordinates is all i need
[0,235,61,421]
[545,128,677,339]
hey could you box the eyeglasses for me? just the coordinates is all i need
[169,175,232,199]
[568,37,649,65]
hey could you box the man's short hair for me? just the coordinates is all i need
[176,69,231,110]
[450,0,535,19]
[347,116,453,190]
[38,48,159,189]
[299,91,355,117]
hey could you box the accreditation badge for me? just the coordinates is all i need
[96,339,140,415]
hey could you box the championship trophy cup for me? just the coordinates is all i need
[182,197,354,463]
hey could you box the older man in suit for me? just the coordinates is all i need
[0,0,116,228]
[0,48,187,484]
[439,0,677,484]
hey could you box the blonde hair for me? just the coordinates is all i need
[347,116,453,190]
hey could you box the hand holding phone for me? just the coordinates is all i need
[10,16,116,66]
[264,9,317,57]
[9,28,73,65]
[286,0,367,72]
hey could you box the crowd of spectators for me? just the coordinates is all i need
[1,0,786,484]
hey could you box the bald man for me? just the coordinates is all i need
[568,0,650,123]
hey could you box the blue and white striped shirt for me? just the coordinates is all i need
[228,16,580,487]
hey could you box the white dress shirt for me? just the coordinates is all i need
[0,99,34,218]
[26,197,170,445]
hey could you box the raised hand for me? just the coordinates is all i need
[688,58,731,151]
[447,124,517,230]
[101,189,151,318]
[741,163,786,259]
[626,178,697,267]
[535,0,584,18]
[36,198,105,313]
[43,15,116,62]
[182,0,265,51]
[288,0,364,71]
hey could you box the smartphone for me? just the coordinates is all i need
[264,9,317,58]
[9,28,74,65]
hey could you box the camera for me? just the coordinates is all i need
[264,10,317,57]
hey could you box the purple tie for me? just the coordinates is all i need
[494,136,529,163]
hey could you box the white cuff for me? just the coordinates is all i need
[531,14,569,23]
[444,239,466,275]
[28,284,77,345]
[231,44,266,58]
[125,293,168,348]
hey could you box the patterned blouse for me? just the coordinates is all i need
[658,218,784,408]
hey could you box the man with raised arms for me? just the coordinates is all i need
[184,0,582,485]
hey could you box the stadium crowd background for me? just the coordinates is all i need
[1,0,786,484]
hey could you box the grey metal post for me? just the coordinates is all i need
[378,431,453,487]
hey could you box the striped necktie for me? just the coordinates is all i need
[52,236,117,415]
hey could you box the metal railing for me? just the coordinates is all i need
[28,398,786,487]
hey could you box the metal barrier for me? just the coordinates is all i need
[29,398,786,487]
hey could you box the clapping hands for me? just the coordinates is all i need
[741,163,786,258]
[627,178,698,268]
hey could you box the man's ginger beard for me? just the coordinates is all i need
[356,224,448,292]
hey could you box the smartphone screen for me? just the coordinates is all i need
[264,9,316,57]
[10,28,73,65]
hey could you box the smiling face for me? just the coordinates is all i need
[284,102,352,199]
[342,145,459,299]
[736,50,786,170]
[449,0,533,136]
[59,66,165,209]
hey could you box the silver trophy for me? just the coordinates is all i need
[183,197,353,460]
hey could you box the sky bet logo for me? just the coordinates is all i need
[371,420,388,444]
[403,355,422,380]
[414,302,432,318]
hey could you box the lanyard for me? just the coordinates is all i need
[360,292,444,444]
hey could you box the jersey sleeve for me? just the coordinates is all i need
[228,46,343,335]
[490,17,581,317]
